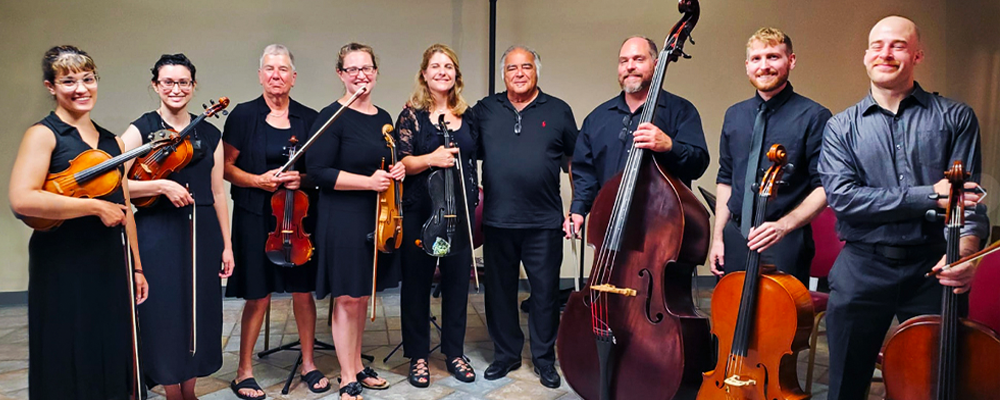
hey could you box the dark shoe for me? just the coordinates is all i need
[230,377,266,400]
[300,370,331,394]
[338,381,363,400]
[356,366,389,390]
[534,364,561,388]
[484,360,521,380]
[447,355,476,383]
[408,358,430,388]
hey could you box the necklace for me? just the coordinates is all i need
[268,109,288,118]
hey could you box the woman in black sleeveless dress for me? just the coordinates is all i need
[9,46,148,400]
[395,44,478,387]
[122,54,232,400]
[305,43,403,400]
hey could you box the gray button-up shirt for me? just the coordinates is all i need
[818,82,988,245]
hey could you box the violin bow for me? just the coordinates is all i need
[439,115,481,292]
[371,157,386,321]
[121,227,142,399]
[188,185,197,355]
[276,85,368,176]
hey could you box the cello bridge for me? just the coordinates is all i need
[590,284,637,297]
[723,375,756,387]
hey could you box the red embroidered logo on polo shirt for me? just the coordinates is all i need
[542,121,547,127]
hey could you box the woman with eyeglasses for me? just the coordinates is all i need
[395,43,478,388]
[120,53,233,400]
[305,42,404,400]
[9,45,149,400]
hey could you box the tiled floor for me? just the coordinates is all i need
[0,288,886,399]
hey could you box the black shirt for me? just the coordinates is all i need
[717,83,831,222]
[571,89,709,216]
[818,82,989,245]
[396,106,478,213]
[472,90,578,229]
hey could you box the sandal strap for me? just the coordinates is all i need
[450,355,472,371]
[357,366,380,382]
[339,381,363,396]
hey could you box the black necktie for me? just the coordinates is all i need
[741,104,768,238]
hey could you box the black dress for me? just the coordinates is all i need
[131,112,223,386]
[306,102,401,299]
[395,106,478,359]
[223,97,319,300]
[28,112,134,400]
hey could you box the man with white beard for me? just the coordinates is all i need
[708,27,831,284]
[565,36,709,238]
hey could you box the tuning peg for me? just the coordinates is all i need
[209,99,216,105]
[687,33,696,45]
[147,134,153,140]
[784,163,796,175]
[776,180,789,187]
[202,103,208,110]
[750,183,760,191]
[222,110,229,116]
[925,209,945,221]
[679,50,692,59]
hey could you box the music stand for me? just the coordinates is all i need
[257,297,374,395]
[697,186,717,215]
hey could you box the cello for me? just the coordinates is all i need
[265,136,313,267]
[556,1,713,399]
[881,161,1000,399]
[697,145,814,400]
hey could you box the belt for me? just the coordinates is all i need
[730,214,742,225]
[846,241,946,261]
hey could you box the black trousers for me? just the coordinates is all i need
[825,242,964,400]
[483,226,562,367]
[399,210,471,360]
[722,217,813,284]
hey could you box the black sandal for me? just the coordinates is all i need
[357,366,389,390]
[408,358,430,388]
[230,377,266,400]
[448,355,477,383]
[300,369,331,394]
[338,381,363,400]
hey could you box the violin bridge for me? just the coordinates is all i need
[590,284,637,297]
[723,375,756,387]
[281,230,294,234]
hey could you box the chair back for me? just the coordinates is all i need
[810,207,843,279]
[969,252,1000,333]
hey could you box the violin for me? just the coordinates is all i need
[20,133,182,231]
[129,97,230,207]
[416,114,470,257]
[371,124,403,320]
[556,2,713,399]
[881,161,1000,399]
[375,124,403,254]
[265,136,313,267]
[698,144,814,400]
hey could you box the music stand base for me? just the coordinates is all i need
[258,339,373,395]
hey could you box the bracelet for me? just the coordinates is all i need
[134,270,144,275]
[426,157,432,170]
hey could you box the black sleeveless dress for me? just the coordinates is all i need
[27,112,133,400]
[131,111,224,386]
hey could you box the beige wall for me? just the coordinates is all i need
[1,0,996,292]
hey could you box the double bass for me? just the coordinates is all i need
[881,161,1000,399]
[556,1,713,399]
[265,136,313,267]
[697,145,814,400]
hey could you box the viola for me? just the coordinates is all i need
[697,144,814,400]
[129,97,229,207]
[881,161,1000,399]
[20,133,181,231]
[556,2,713,399]
[417,114,470,257]
[265,136,313,267]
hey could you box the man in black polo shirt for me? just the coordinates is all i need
[818,16,987,399]
[473,45,578,388]
[710,27,831,284]
[565,36,709,235]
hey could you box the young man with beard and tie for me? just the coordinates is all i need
[709,27,832,284]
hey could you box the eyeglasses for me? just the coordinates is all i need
[514,112,522,135]
[55,74,99,88]
[340,65,376,76]
[157,80,194,90]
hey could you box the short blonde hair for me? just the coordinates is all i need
[408,44,468,116]
[42,45,96,83]
[746,27,793,57]
[337,42,378,72]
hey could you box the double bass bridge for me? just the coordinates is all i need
[590,284,637,297]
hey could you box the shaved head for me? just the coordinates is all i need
[864,15,924,91]
[869,16,922,51]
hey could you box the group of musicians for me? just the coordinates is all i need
[8,13,988,400]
